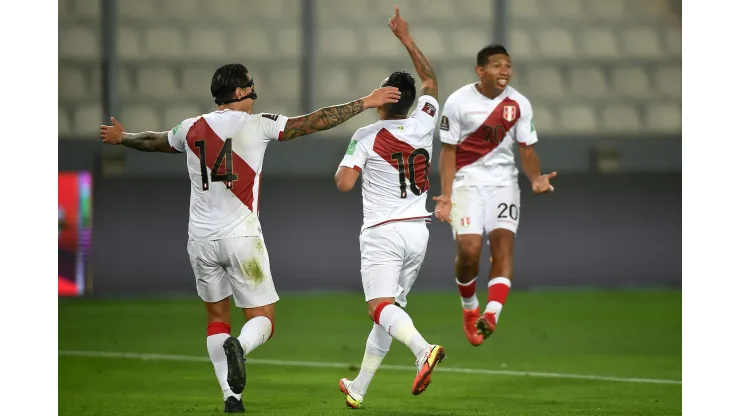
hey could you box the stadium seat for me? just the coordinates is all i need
[232,29,271,58]
[59,27,99,59]
[269,67,301,101]
[318,65,353,100]
[510,29,536,61]
[138,68,178,98]
[664,27,682,57]
[145,28,185,58]
[525,67,565,99]
[540,0,586,19]
[611,66,651,98]
[451,30,492,59]
[74,104,103,136]
[559,105,598,133]
[510,0,539,19]
[411,29,446,59]
[646,103,681,133]
[602,104,642,132]
[413,0,455,20]
[569,67,608,98]
[583,0,624,19]
[182,68,215,98]
[358,66,394,96]
[456,0,493,20]
[206,0,246,21]
[276,28,300,58]
[443,66,476,93]
[164,106,201,129]
[119,0,159,20]
[188,29,228,58]
[371,0,413,19]
[537,28,576,58]
[654,66,681,98]
[364,28,406,58]
[59,67,88,99]
[532,104,556,133]
[621,28,662,58]
[317,0,368,21]
[72,0,100,19]
[118,26,143,60]
[59,107,73,136]
[581,28,620,59]
[121,105,163,132]
[319,27,359,58]
[117,68,135,98]
[161,0,200,20]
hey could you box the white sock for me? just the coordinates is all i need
[456,278,479,310]
[352,323,392,396]
[485,277,512,323]
[206,332,242,400]
[238,316,273,356]
[377,304,430,361]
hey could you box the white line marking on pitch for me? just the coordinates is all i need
[58,350,681,385]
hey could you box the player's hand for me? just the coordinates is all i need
[100,117,125,145]
[433,195,452,223]
[363,86,402,109]
[388,5,411,43]
[532,172,557,194]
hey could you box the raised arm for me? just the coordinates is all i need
[388,6,438,99]
[100,118,180,153]
[280,87,401,141]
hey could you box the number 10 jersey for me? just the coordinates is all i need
[339,95,440,233]
[168,109,288,241]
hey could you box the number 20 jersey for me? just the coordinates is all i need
[340,95,440,233]
[168,109,288,241]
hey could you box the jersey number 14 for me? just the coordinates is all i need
[194,138,238,191]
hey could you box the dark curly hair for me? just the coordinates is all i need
[380,71,416,117]
[476,44,510,67]
[211,63,252,105]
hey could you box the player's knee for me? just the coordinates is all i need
[457,239,482,265]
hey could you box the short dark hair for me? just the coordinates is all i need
[211,63,251,104]
[476,45,510,67]
[380,71,416,116]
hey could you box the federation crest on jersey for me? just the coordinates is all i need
[461,217,471,227]
[503,106,517,122]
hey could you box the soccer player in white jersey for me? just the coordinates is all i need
[99,63,401,413]
[332,7,444,409]
[433,45,557,347]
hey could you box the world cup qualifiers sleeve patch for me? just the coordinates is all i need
[422,102,437,117]
[261,113,279,121]
[346,139,358,155]
[440,116,450,131]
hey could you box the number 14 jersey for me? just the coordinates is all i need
[168,109,288,241]
[340,95,439,233]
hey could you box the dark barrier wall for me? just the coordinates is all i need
[89,173,681,296]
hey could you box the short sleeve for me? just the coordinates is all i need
[167,117,196,153]
[409,95,440,131]
[439,97,462,145]
[514,99,539,147]
[258,113,290,141]
[339,131,370,173]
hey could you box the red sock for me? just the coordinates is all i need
[207,322,231,336]
[456,277,479,310]
[485,277,512,320]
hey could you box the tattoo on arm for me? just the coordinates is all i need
[281,99,365,141]
[122,131,177,153]
[405,40,438,99]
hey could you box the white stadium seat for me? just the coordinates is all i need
[319,27,359,58]
[621,28,662,58]
[611,66,651,98]
[602,104,642,132]
[121,105,162,132]
[74,104,103,136]
[646,103,681,133]
[189,29,228,58]
[60,27,98,59]
[654,66,681,98]
[59,107,73,136]
[138,68,178,98]
[164,106,201,130]
[59,67,88,99]
[538,28,576,58]
[569,67,608,98]
[145,28,185,58]
[581,28,620,59]
[560,105,598,133]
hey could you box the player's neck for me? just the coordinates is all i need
[475,82,504,100]
[216,104,249,113]
[381,115,407,121]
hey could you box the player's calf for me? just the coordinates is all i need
[477,229,515,339]
[455,235,484,346]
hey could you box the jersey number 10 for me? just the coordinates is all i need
[390,148,430,199]
[194,138,238,191]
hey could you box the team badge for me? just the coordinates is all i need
[503,106,517,122]
[461,217,470,227]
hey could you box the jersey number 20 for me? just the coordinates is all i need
[194,138,238,191]
[390,148,430,199]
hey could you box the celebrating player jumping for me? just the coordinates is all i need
[333,6,444,409]
[433,45,556,346]
[100,64,401,413]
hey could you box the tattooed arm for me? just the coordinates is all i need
[388,6,438,99]
[279,86,402,141]
[100,118,181,153]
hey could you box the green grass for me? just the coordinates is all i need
[59,291,681,415]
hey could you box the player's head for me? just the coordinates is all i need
[211,63,257,113]
[475,44,512,92]
[378,71,416,119]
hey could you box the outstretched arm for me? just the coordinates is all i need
[280,87,401,141]
[100,118,180,153]
[519,145,556,194]
[389,6,438,99]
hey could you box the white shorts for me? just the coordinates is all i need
[359,220,429,307]
[451,185,521,237]
[187,235,279,308]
